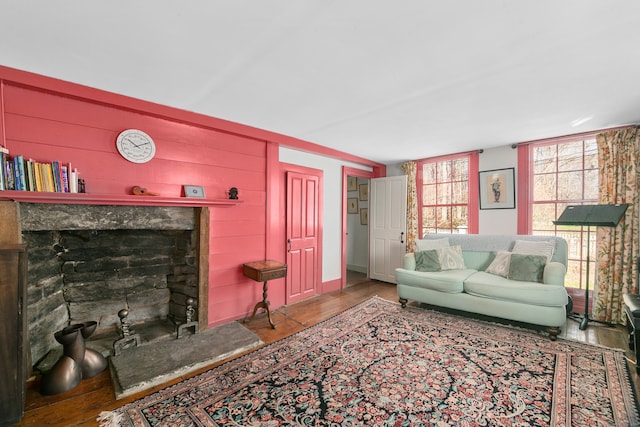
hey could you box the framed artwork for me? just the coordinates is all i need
[360,208,368,225]
[347,176,357,191]
[479,168,515,209]
[347,197,358,214]
[183,185,206,198]
[359,183,368,201]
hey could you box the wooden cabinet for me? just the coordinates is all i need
[0,244,28,426]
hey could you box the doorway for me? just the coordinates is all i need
[342,167,374,287]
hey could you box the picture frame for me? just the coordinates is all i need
[347,176,357,191]
[347,197,359,214]
[183,185,206,198]
[358,183,368,201]
[360,208,368,225]
[479,168,515,209]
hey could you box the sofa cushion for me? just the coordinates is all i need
[437,245,466,270]
[485,250,511,277]
[512,239,555,263]
[463,271,567,306]
[415,250,441,272]
[394,268,476,293]
[509,254,546,283]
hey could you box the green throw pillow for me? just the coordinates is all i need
[415,250,441,272]
[508,254,547,283]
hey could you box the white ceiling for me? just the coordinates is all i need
[1,1,639,165]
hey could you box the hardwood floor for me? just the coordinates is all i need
[13,280,639,426]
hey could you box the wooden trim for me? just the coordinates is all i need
[196,207,210,329]
[0,191,242,207]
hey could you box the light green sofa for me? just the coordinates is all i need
[395,234,569,340]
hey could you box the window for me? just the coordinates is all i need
[418,153,478,236]
[522,137,598,291]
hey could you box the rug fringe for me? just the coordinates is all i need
[97,410,124,427]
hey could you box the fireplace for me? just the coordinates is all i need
[18,203,209,367]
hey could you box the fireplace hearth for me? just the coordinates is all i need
[18,203,209,369]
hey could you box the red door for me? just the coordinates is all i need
[286,170,320,304]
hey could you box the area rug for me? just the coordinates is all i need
[99,297,640,426]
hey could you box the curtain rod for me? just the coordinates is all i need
[510,125,638,148]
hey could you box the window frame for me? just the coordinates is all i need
[517,134,599,291]
[417,152,479,236]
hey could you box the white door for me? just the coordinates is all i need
[369,176,407,283]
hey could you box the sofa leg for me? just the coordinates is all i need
[548,327,560,341]
[399,298,408,308]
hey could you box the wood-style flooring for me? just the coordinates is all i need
[13,277,640,426]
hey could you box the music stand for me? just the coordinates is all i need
[554,204,628,330]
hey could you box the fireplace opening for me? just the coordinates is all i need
[19,204,208,371]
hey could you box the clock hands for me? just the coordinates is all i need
[124,138,150,149]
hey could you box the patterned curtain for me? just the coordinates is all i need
[401,161,418,253]
[593,127,640,324]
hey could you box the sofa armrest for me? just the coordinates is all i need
[543,261,566,286]
[403,253,416,271]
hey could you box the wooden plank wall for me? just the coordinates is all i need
[1,82,269,326]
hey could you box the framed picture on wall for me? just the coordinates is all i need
[347,198,358,214]
[360,208,368,225]
[347,176,357,191]
[359,184,368,201]
[479,168,515,209]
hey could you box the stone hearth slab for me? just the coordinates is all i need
[109,321,262,399]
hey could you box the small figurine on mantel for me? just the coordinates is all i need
[228,187,239,199]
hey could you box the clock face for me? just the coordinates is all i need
[116,129,156,163]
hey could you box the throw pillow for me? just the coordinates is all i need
[485,250,511,278]
[415,250,441,272]
[511,239,555,263]
[436,245,466,270]
[508,253,547,283]
[415,237,450,252]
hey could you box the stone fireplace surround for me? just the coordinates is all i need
[17,203,209,367]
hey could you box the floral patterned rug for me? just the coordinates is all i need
[99,297,639,426]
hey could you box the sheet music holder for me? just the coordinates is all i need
[553,204,628,330]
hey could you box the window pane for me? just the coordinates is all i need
[533,145,557,174]
[422,207,436,230]
[584,140,598,169]
[532,203,556,230]
[422,184,437,205]
[451,159,468,181]
[557,171,583,200]
[558,141,583,171]
[533,174,556,201]
[583,169,598,200]
[452,205,468,233]
[436,206,451,230]
[452,181,468,204]
[423,163,437,184]
[437,183,451,204]
[437,161,451,182]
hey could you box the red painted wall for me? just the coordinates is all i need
[0,65,385,327]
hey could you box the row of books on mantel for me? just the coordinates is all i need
[0,149,83,193]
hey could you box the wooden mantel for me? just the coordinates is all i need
[0,190,242,208]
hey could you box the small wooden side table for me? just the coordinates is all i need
[243,260,287,329]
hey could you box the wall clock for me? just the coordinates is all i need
[116,129,156,163]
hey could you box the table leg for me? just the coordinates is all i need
[247,280,275,329]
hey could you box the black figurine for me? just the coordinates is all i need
[228,187,238,199]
